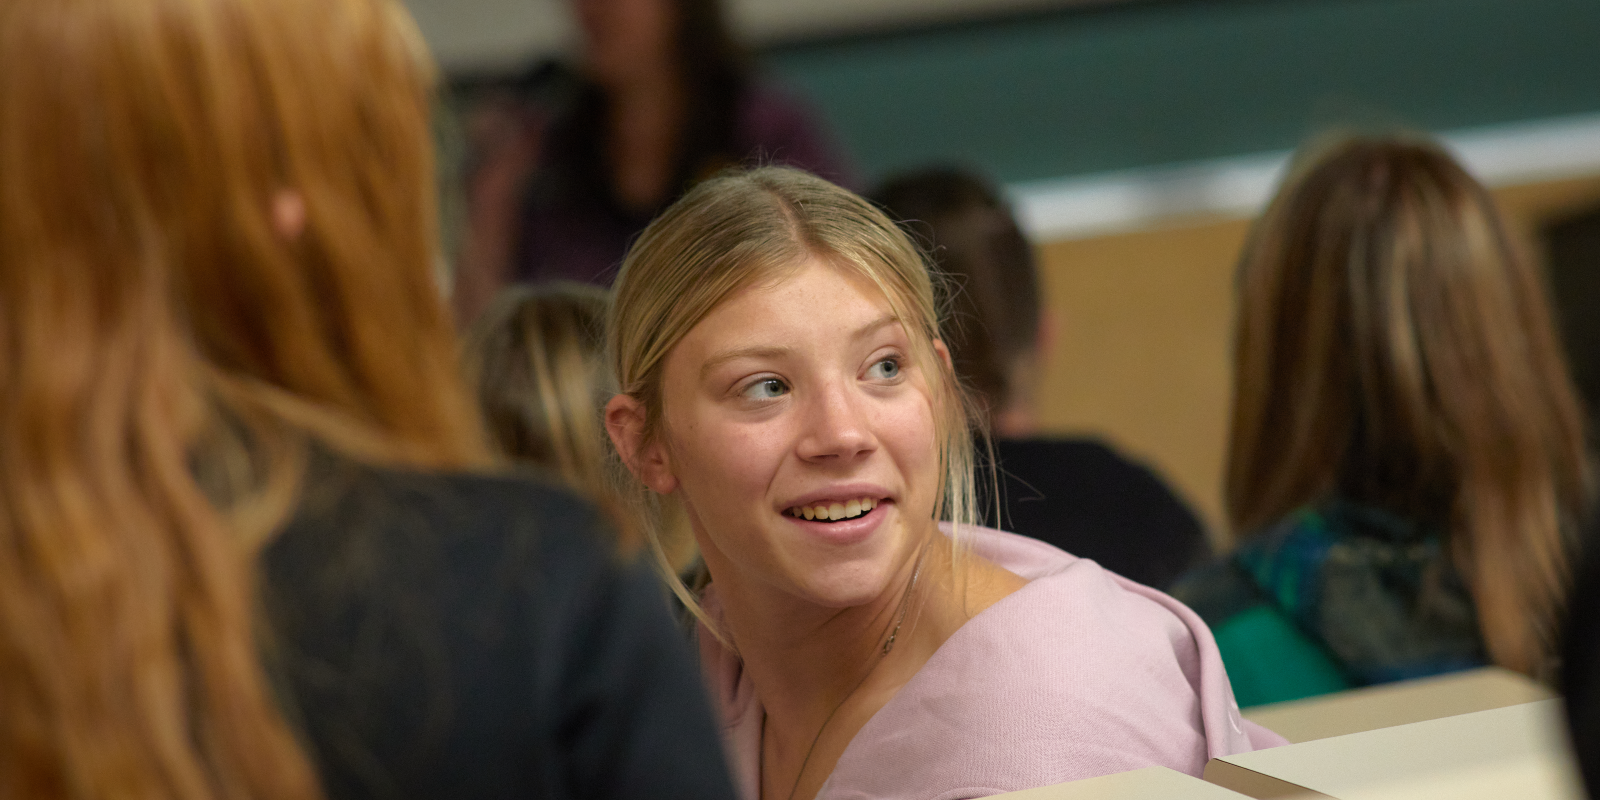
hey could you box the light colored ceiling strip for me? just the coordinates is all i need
[1008,111,1600,243]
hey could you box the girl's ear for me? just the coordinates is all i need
[933,338,955,372]
[605,394,678,494]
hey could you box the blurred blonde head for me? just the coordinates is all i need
[604,166,982,635]
[468,283,614,490]
[1228,134,1590,677]
[0,0,486,796]
[467,283,698,561]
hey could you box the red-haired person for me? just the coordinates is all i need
[0,1,735,797]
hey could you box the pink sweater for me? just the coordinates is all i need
[698,525,1286,800]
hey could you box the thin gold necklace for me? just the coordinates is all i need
[765,546,928,800]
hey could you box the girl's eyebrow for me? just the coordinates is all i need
[698,315,899,379]
[851,315,899,342]
[700,346,790,380]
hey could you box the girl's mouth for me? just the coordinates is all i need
[784,497,879,523]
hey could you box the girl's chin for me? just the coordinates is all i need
[786,557,911,610]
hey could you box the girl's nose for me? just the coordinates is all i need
[796,379,875,462]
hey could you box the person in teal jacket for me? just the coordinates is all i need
[1171,134,1591,708]
[1173,500,1486,707]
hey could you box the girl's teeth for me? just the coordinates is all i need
[790,498,879,521]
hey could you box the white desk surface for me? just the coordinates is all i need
[1242,667,1554,744]
[1211,700,1582,800]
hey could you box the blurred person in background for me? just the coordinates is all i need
[605,166,1282,800]
[465,282,698,570]
[872,167,1209,590]
[466,283,616,510]
[1562,507,1600,800]
[1172,135,1591,708]
[1543,203,1600,444]
[0,0,736,797]
[452,0,855,321]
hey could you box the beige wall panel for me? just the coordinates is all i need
[1493,177,1600,234]
[1030,176,1600,550]
[1033,218,1249,546]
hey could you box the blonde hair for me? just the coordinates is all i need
[1228,134,1591,677]
[0,0,488,797]
[606,166,982,635]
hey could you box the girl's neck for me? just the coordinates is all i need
[722,541,938,727]
[708,533,1026,800]
[723,541,938,800]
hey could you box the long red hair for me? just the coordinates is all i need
[0,0,488,796]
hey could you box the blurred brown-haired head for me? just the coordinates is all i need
[466,284,616,487]
[0,0,483,797]
[466,282,688,560]
[1228,133,1590,676]
[872,167,1041,430]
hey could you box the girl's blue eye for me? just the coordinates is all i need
[743,378,788,400]
[868,357,901,380]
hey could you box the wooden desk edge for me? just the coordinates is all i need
[1202,758,1333,800]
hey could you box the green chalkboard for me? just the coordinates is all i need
[762,0,1600,184]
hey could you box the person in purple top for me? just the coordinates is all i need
[453,0,854,321]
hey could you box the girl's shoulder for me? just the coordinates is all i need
[816,527,1276,799]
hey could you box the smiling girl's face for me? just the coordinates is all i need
[643,257,943,610]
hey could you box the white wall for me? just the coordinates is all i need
[401,0,1112,71]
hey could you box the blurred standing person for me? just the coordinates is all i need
[453,0,855,321]
[1172,135,1591,707]
[0,0,737,797]
[872,168,1210,589]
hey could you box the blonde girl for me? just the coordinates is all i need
[604,166,1281,800]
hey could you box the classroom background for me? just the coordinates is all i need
[409,0,1600,544]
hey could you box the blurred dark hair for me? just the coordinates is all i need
[1228,134,1590,677]
[555,0,751,206]
[663,0,750,175]
[872,167,1041,423]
